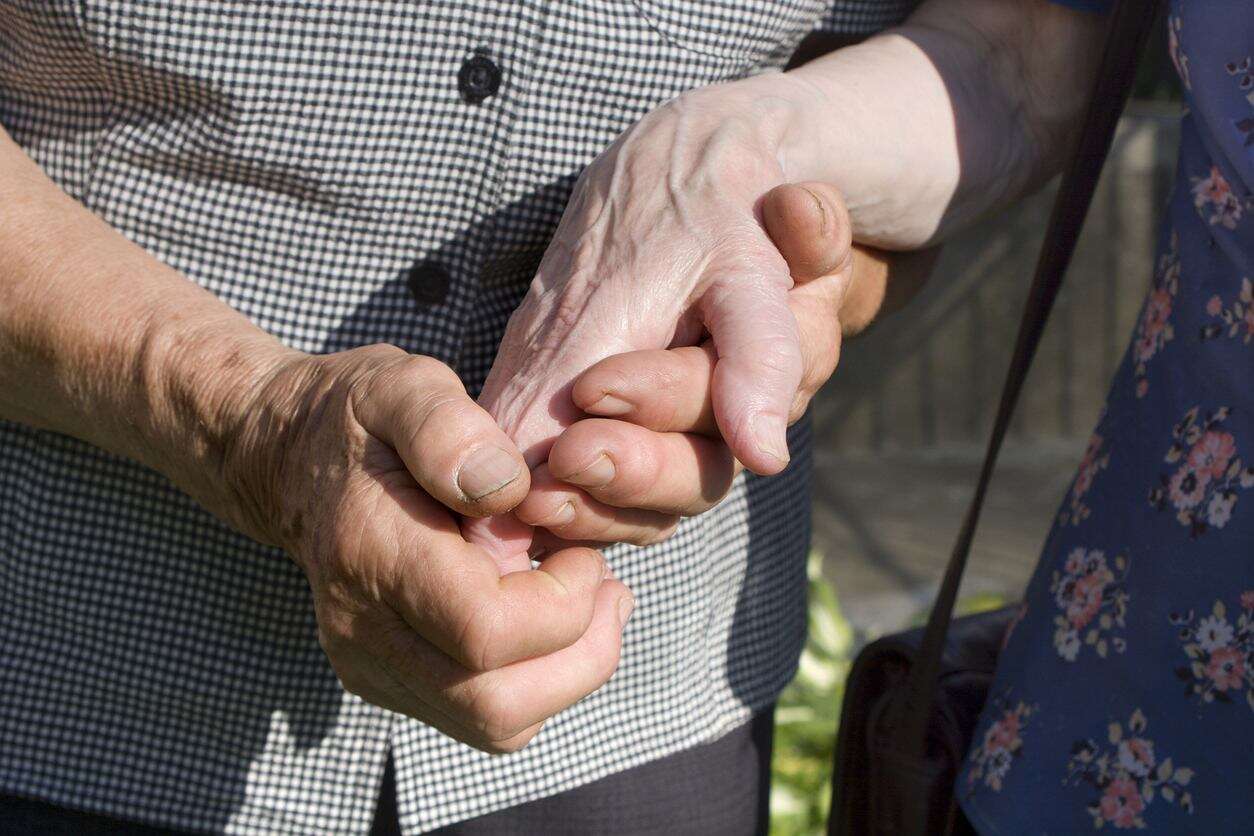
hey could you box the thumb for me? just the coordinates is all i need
[702,255,802,476]
[703,182,851,475]
[761,181,854,283]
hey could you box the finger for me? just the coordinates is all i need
[514,464,681,547]
[573,344,718,435]
[701,253,801,475]
[383,577,633,743]
[530,529,609,558]
[785,271,845,423]
[353,353,529,517]
[363,488,607,671]
[762,181,853,283]
[548,418,735,515]
[332,622,545,754]
[579,279,846,435]
[461,512,535,575]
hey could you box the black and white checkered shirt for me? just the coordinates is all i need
[0,2,912,832]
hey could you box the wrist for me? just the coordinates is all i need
[774,34,961,249]
[139,311,305,545]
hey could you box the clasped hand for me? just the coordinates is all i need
[240,78,853,755]
[468,77,853,569]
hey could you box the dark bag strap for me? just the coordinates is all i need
[888,0,1164,758]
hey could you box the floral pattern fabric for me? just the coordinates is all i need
[960,2,1254,832]
[1050,547,1129,661]
[1148,405,1254,535]
[1065,710,1196,829]
[1172,595,1254,709]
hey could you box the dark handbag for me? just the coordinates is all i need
[827,3,1163,834]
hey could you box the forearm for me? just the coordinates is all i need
[0,127,296,519]
[777,0,1106,248]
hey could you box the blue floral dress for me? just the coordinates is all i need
[959,1,1254,832]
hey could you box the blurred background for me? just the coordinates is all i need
[770,17,1183,835]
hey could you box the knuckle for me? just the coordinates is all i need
[476,725,540,755]
[462,678,524,742]
[405,354,463,389]
[358,343,408,364]
[454,597,506,673]
[686,490,726,518]
[416,391,474,429]
[408,389,477,446]
[315,615,364,667]
[789,391,812,424]
[316,624,346,660]
[628,516,681,547]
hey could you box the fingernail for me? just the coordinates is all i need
[800,185,832,237]
[617,594,635,628]
[563,454,616,488]
[753,415,791,466]
[586,394,633,416]
[457,446,522,501]
[544,501,576,529]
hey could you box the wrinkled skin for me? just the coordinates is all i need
[227,345,633,753]
[516,181,855,553]
[469,78,847,566]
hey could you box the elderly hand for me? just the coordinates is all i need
[515,182,854,547]
[468,76,836,564]
[227,346,631,753]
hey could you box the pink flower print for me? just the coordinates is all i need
[1134,289,1173,363]
[1195,166,1232,206]
[1205,646,1246,692]
[1174,598,1254,708]
[1168,464,1210,510]
[1067,571,1111,629]
[1201,277,1254,345]
[1075,456,1097,496]
[1116,737,1156,777]
[983,709,1022,755]
[1151,406,1251,536]
[1067,710,1194,826]
[1099,777,1146,829]
[1062,432,1110,526]
[965,696,1035,795]
[1188,430,1237,479]
[1133,232,1180,397]
[1050,549,1128,660]
[1063,547,1087,575]
[1192,166,1244,229]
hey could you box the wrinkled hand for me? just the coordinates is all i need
[516,182,853,547]
[469,78,826,564]
[225,345,632,752]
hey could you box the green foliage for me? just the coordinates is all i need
[769,552,854,836]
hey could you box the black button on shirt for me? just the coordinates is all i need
[458,54,501,104]
[406,260,450,306]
